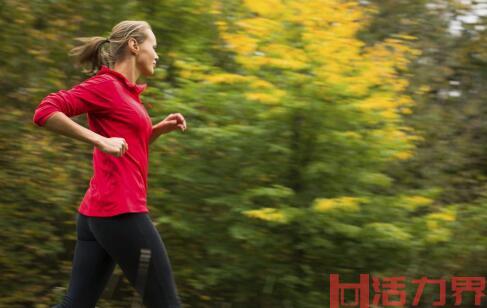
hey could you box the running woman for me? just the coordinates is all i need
[32,20,185,308]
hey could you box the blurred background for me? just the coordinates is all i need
[1,0,486,307]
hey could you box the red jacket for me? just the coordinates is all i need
[33,65,152,217]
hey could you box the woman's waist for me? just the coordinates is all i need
[93,149,148,176]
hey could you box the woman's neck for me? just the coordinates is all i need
[113,61,140,84]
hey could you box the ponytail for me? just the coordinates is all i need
[68,36,111,75]
[68,20,151,75]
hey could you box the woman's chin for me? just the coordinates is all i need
[142,66,155,76]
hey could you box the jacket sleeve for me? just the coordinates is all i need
[33,79,114,127]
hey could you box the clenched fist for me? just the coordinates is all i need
[95,137,128,157]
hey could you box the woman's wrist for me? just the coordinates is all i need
[92,134,106,148]
[152,121,167,135]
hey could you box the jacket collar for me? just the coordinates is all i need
[97,65,147,95]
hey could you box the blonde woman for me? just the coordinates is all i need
[33,20,185,307]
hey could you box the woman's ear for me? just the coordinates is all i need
[128,38,139,55]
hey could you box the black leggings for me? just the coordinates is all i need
[54,212,182,308]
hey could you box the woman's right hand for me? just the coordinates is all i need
[95,136,128,157]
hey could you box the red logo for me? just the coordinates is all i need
[330,274,485,307]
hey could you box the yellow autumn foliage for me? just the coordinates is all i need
[243,207,288,223]
[205,73,251,84]
[244,0,286,18]
[427,211,456,222]
[224,34,258,55]
[209,0,420,161]
[236,18,280,38]
[249,79,274,89]
[313,197,363,213]
[245,92,280,104]
[399,195,434,211]
[393,150,414,160]
[423,207,456,243]
[173,55,211,81]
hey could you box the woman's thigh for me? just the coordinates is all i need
[88,212,181,308]
[59,213,116,307]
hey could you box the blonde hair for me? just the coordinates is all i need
[68,20,152,74]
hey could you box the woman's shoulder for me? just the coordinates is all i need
[78,74,119,94]
[82,73,116,86]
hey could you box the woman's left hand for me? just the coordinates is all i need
[155,113,187,134]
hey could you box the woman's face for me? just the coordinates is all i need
[134,28,159,76]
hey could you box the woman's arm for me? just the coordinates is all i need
[33,80,128,157]
[149,113,187,146]
[33,80,113,127]
[42,111,103,147]
[41,112,128,157]
[149,121,166,146]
